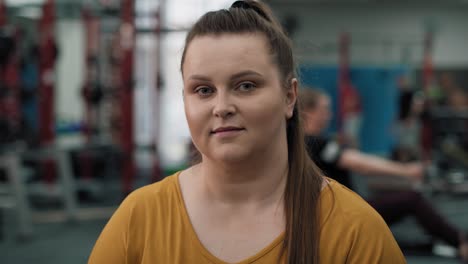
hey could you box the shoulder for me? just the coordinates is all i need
[120,172,181,216]
[112,172,183,242]
[88,172,185,263]
[321,178,386,228]
[319,179,405,263]
[129,172,179,198]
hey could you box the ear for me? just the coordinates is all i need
[285,78,298,119]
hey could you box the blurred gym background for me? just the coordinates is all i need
[0,0,467,263]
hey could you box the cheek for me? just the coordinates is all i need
[309,114,320,123]
[184,100,206,134]
[245,98,285,126]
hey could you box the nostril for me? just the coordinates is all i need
[216,110,233,118]
[213,106,235,118]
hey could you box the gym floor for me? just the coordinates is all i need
[1,187,467,264]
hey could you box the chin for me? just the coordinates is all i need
[210,148,252,164]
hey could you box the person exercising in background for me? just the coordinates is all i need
[300,88,468,263]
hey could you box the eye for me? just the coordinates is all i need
[195,86,215,97]
[237,82,256,92]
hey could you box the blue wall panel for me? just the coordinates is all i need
[299,65,407,154]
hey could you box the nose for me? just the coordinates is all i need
[212,91,235,119]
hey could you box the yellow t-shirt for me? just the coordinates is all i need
[88,172,406,264]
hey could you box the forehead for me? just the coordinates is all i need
[307,95,330,112]
[182,33,274,77]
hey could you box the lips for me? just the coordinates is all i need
[212,126,244,133]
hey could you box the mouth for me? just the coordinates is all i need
[211,126,245,134]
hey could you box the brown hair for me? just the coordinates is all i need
[180,1,324,263]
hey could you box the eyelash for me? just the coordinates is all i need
[236,82,256,92]
[194,86,214,97]
[193,81,257,97]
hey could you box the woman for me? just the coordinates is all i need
[88,1,405,263]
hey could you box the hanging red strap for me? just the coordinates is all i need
[338,33,351,131]
[0,0,22,143]
[38,0,57,184]
[0,0,7,131]
[0,0,6,27]
[422,32,433,96]
[79,7,101,181]
[120,0,136,195]
[3,28,22,137]
[81,8,93,142]
[421,31,434,160]
[38,0,56,145]
[339,35,359,120]
[338,33,362,147]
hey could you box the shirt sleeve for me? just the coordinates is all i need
[88,194,137,264]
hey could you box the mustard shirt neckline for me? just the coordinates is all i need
[173,171,286,264]
[173,171,334,264]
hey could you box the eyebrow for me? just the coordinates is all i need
[188,70,263,81]
[230,70,263,80]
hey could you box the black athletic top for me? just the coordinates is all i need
[305,136,354,189]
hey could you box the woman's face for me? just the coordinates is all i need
[303,95,331,135]
[182,33,296,163]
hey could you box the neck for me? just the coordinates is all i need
[197,145,288,208]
